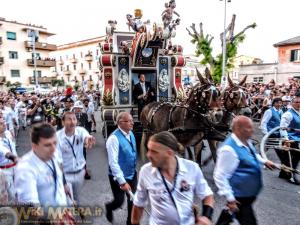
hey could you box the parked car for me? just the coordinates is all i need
[11,87,27,94]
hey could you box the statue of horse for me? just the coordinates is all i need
[139,68,223,162]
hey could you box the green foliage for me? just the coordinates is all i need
[189,21,256,83]
[5,81,12,87]
[51,79,65,87]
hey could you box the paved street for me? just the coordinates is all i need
[16,113,300,225]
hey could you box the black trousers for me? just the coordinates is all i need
[275,141,300,178]
[106,173,137,224]
[137,100,145,120]
[235,197,257,225]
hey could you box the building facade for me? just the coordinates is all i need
[229,55,262,82]
[239,36,300,84]
[0,17,57,86]
[182,55,205,85]
[50,36,105,90]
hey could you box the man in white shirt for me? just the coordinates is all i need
[0,118,18,202]
[279,91,300,185]
[105,112,137,225]
[132,131,214,225]
[56,111,95,204]
[15,123,68,222]
[260,97,282,136]
[214,116,274,225]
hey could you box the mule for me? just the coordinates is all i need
[139,68,223,162]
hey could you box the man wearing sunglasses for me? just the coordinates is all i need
[105,112,137,225]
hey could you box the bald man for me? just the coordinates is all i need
[105,112,137,225]
[214,116,274,225]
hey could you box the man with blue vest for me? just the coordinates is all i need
[214,116,274,225]
[105,112,137,225]
[280,90,300,185]
[260,97,282,137]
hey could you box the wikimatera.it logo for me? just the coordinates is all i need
[0,205,103,225]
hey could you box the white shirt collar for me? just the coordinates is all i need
[62,127,79,138]
[290,107,300,116]
[231,133,252,149]
[117,126,130,137]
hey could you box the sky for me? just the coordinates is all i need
[1,0,299,62]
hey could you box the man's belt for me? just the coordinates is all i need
[65,168,84,174]
[0,162,17,169]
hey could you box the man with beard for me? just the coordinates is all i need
[56,111,95,204]
[132,131,214,225]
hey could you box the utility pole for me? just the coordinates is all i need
[28,29,39,91]
[220,0,231,90]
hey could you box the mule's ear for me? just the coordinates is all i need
[239,75,247,87]
[196,67,207,84]
[227,74,234,87]
[205,67,214,83]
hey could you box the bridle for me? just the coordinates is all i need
[223,85,249,111]
[188,83,221,114]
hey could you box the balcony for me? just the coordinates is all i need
[0,76,6,84]
[70,58,77,64]
[79,69,86,75]
[29,76,56,84]
[27,58,56,67]
[58,60,64,65]
[64,70,71,76]
[24,41,57,51]
[0,57,3,65]
[85,54,93,61]
[51,71,59,77]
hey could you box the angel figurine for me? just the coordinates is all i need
[161,0,180,29]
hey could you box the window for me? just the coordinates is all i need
[80,52,83,58]
[291,49,300,62]
[253,77,264,83]
[32,53,41,60]
[11,70,20,77]
[33,70,42,78]
[88,62,92,70]
[67,65,69,71]
[60,66,63,72]
[73,64,77,70]
[7,32,16,40]
[9,51,18,59]
[81,63,83,69]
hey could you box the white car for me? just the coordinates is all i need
[37,86,53,94]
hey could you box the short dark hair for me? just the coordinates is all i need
[295,90,300,98]
[272,97,282,106]
[31,123,56,144]
[149,131,184,153]
[138,74,145,79]
[62,111,76,121]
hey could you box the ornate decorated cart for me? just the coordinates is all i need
[99,2,186,140]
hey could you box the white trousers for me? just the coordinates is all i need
[2,168,16,203]
[65,169,85,204]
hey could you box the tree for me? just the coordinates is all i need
[187,15,256,83]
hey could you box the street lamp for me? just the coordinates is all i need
[220,0,231,90]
